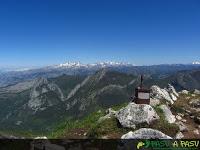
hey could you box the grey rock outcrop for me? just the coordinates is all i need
[121,128,172,139]
[66,76,90,100]
[28,77,65,111]
[167,84,179,97]
[189,99,200,108]
[98,108,117,123]
[151,86,173,104]
[193,129,199,135]
[150,98,160,107]
[194,89,200,95]
[151,84,179,104]
[176,115,182,121]
[159,105,176,123]
[175,121,188,132]
[175,132,184,139]
[179,90,189,95]
[116,103,159,129]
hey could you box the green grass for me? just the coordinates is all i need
[87,117,131,138]
[111,102,129,111]
[1,100,180,139]
[0,101,129,139]
[150,106,179,137]
[49,102,130,138]
[49,109,105,138]
[0,129,44,138]
[49,101,179,139]
[172,93,200,114]
[171,105,185,113]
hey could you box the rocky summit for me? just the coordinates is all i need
[151,84,179,104]
[116,103,159,129]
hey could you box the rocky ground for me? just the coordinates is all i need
[54,84,200,139]
[172,89,200,139]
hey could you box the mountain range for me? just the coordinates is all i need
[0,61,200,88]
[0,61,200,137]
[0,64,200,135]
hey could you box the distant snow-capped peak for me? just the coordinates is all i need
[192,61,200,65]
[58,62,85,68]
[95,61,134,67]
[55,61,135,68]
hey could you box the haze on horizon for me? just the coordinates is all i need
[0,0,200,67]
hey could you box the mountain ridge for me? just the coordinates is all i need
[0,68,199,138]
[0,63,200,88]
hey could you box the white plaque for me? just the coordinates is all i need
[138,92,150,99]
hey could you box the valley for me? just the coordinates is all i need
[0,64,199,139]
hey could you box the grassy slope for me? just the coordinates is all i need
[48,103,130,139]
[50,102,179,139]
[5,92,199,139]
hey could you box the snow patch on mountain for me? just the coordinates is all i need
[192,61,200,65]
[55,61,135,69]
[57,62,85,68]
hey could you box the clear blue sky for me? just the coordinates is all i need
[0,0,200,67]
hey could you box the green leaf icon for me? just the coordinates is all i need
[137,141,145,149]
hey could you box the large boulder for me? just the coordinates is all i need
[159,105,176,123]
[151,84,179,104]
[116,103,159,129]
[151,86,174,104]
[121,128,172,139]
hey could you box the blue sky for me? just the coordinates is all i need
[0,0,200,67]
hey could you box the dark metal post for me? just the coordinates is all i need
[140,75,143,88]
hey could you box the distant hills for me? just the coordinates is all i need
[0,62,200,137]
[192,61,200,65]
[0,70,136,133]
[0,66,200,134]
[0,61,200,87]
